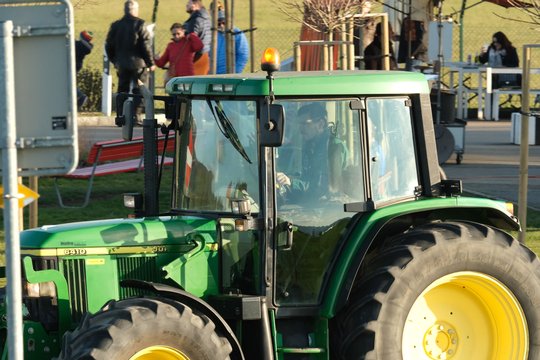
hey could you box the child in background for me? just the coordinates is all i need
[155,23,203,85]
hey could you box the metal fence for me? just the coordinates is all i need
[81,22,540,111]
[82,27,300,85]
[84,23,540,71]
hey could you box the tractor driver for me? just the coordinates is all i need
[276,102,347,204]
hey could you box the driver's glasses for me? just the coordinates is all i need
[302,118,316,125]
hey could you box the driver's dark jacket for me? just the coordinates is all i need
[105,15,154,70]
[289,132,348,201]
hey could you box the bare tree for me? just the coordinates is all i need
[279,0,368,34]
[499,0,540,27]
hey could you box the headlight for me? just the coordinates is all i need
[505,202,515,216]
[24,281,57,298]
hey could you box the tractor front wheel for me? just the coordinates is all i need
[58,297,233,360]
[331,221,540,359]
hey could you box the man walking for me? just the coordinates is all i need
[184,0,211,75]
[105,0,155,116]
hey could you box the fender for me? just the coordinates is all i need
[326,202,520,317]
[120,279,245,360]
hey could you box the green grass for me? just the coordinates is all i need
[73,0,304,72]
[71,0,540,102]
[525,209,540,254]
[72,0,540,70]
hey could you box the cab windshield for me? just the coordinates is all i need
[175,99,259,213]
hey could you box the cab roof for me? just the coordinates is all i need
[166,70,431,97]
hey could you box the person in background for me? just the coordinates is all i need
[105,0,155,116]
[184,0,211,75]
[363,22,398,70]
[155,23,203,84]
[478,31,520,88]
[75,30,93,110]
[478,31,519,68]
[215,9,249,74]
[397,17,427,68]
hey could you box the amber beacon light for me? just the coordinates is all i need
[261,48,280,73]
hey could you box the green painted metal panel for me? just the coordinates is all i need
[20,216,217,250]
[23,256,71,335]
[321,196,515,316]
[167,71,430,97]
[162,232,220,297]
[84,256,119,314]
[22,321,60,360]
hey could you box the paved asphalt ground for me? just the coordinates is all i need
[441,120,540,211]
[78,116,540,210]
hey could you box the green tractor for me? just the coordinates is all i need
[2,49,540,359]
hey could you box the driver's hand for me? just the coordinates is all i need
[276,172,291,187]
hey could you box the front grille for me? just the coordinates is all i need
[23,254,161,325]
[117,256,159,298]
[30,257,58,272]
[61,259,87,323]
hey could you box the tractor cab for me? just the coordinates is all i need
[169,93,424,300]
[159,49,440,313]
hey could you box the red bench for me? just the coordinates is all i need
[54,134,175,208]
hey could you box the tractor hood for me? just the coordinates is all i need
[20,216,218,251]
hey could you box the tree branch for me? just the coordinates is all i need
[278,0,370,34]
[499,0,540,28]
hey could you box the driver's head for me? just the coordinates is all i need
[298,102,327,140]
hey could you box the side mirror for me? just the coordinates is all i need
[259,103,285,147]
[164,96,179,123]
[122,98,135,141]
[114,93,136,141]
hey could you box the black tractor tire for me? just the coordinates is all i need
[330,221,540,360]
[58,297,233,360]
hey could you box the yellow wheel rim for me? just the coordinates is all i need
[402,271,528,360]
[129,345,189,360]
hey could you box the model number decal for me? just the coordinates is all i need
[51,244,196,257]
[151,246,167,253]
[63,248,87,256]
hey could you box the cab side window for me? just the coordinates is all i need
[367,97,419,203]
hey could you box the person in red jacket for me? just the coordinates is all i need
[155,23,204,85]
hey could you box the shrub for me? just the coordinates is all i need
[77,67,102,112]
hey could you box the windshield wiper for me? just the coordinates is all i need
[206,99,252,164]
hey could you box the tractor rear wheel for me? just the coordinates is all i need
[58,297,233,360]
[331,221,540,359]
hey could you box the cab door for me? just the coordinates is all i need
[273,99,365,306]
